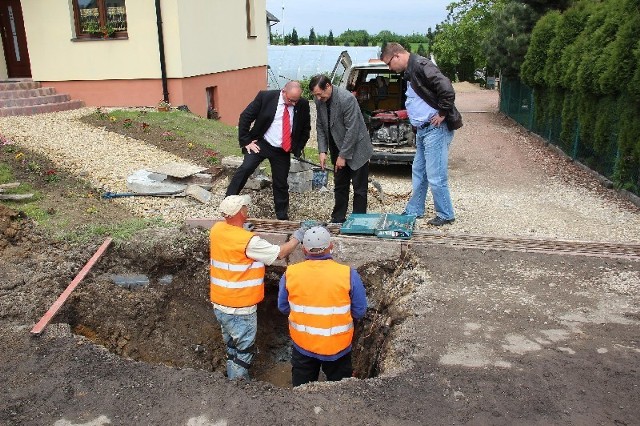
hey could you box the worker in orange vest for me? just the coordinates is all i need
[278,226,367,386]
[210,194,306,380]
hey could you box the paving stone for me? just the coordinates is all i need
[289,158,314,173]
[221,156,244,168]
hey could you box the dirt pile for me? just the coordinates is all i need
[0,205,29,251]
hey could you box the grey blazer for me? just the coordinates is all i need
[315,86,373,171]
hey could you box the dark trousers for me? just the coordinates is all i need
[226,139,291,220]
[291,346,353,387]
[330,144,369,223]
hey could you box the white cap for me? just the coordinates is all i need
[219,195,250,217]
[303,226,331,251]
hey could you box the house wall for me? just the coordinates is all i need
[42,66,266,125]
[172,0,268,77]
[19,0,268,124]
[21,0,162,81]
[21,0,267,80]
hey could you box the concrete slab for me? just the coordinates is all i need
[244,176,271,190]
[185,185,212,204]
[289,158,314,173]
[221,156,244,169]
[167,173,215,190]
[149,162,207,179]
[126,170,186,195]
[288,169,313,193]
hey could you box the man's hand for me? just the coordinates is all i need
[245,140,260,154]
[430,113,446,128]
[335,156,346,171]
[319,152,327,170]
[292,227,306,243]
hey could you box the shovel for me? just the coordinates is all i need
[294,156,385,203]
[101,191,186,199]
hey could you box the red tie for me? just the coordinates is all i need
[281,103,292,152]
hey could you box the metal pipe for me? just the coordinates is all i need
[155,0,169,103]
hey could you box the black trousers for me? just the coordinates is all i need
[226,139,291,220]
[330,143,369,223]
[291,346,353,387]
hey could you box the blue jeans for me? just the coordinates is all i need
[213,308,257,380]
[404,124,455,220]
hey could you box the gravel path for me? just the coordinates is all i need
[1,87,639,242]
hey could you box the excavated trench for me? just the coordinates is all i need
[63,232,412,387]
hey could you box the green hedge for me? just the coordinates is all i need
[520,0,640,193]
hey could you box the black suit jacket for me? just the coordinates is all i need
[238,90,311,157]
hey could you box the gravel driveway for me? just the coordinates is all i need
[1,86,638,242]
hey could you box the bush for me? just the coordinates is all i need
[520,0,640,194]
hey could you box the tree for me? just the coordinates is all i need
[519,0,572,14]
[291,28,299,45]
[417,44,427,56]
[309,27,317,45]
[432,0,507,80]
[427,27,435,49]
[338,29,370,46]
[327,30,335,46]
[485,1,540,77]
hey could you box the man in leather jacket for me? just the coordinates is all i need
[381,43,462,226]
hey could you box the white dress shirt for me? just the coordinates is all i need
[264,92,294,148]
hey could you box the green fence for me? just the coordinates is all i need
[499,77,622,189]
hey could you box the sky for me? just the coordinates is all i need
[265,0,452,37]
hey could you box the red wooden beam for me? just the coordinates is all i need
[30,237,113,335]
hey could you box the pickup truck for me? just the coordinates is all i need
[330,51,415,165]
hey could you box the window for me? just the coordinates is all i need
[72,0,127,39]
[246,0,256,38]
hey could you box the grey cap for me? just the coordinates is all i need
[302,226,331,251]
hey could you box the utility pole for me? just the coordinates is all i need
[281,0,285,44]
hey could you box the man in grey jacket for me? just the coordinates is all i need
[381,43,462,226]
[309,75,373,224]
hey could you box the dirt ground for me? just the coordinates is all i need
[1,88,639,426]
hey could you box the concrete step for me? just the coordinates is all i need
[0,93,71,108]
[0,99,85,117]
[0,81,41,91]
[0,87,56,99]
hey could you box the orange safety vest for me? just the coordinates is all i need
[285,259,353,356]
[209,221,265,308]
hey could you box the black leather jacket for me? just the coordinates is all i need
[404,54,463,131]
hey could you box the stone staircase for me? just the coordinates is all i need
[0,80,84,117]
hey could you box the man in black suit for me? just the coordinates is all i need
[226,81,311,220]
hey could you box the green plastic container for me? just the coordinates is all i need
[340,213,416,240]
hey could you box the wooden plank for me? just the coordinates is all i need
[31,237,113,335]
[0,182,20,191]
[0,193,33,200]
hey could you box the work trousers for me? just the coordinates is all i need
[329,143,369,223]
[226,139,291,220]
[213,308,257,380]
[291,346,353,387]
